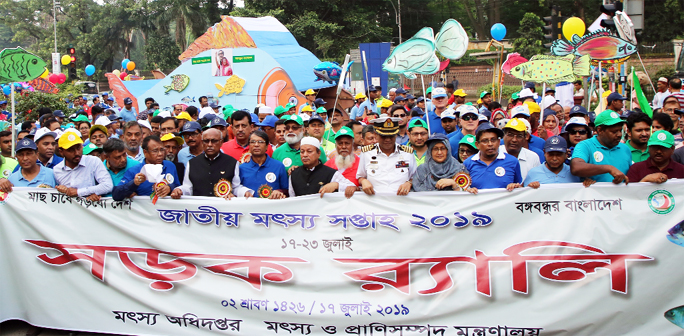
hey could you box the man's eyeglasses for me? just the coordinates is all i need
[249,140,267,145]
[202,139,221,144]
[147,148,167,155]
[461,115,477,121]
[285,125,301,131]
[569,129,588,135]
[478,138,499,145]
[393,114,407,118]
[504,132,525,140]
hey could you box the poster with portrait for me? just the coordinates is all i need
[211,48,233,77]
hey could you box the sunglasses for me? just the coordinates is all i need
[569,129,588,135]
[461,114,477,121]
[393,114,407,118]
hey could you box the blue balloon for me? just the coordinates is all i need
[2,85,10,96]
[85,64,96,76]
[121,59,130,69]
[491,23,507,41]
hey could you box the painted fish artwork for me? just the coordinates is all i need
[412,53,440,75]
[504,54,590,84]
[383,27,435,74]
[163,74,190,94]
[435,19,469,60]
[215,75,246,97]
[28,77,59,94]
[0,47,47,83]
[551,29,636,61]
[181,96,195,104]
[667,220,684,247]
[665,305,684,329]
[313,61,342,84]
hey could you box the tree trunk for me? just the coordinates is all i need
[176,15,186,52]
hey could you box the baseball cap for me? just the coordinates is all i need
[72,114,90,123]
[510,105,530,118]
[406,94,415,100]
[34,127,57,142]
[334,126,354,140]
[314,98,327,106]
[307,114,325,125]
[367,85,378,92]
[53,110,66,118]
[453,89,467,97]
[281,114,304,126]
[123,97,133,105]
[222,105,235,119]
[523,101,541,114]
[606,92,627,104]
[107,97,114,101]
[408,117,428,130]
[102,92,108,96]
[565,116,589,129]
[545,87,555,93]
[511,92,519,100]
[410,106,425,116]
[305,89,315,95]
[503,118,527,132]
[300,136,320,149]
[459,134,477,149]
[416,97,425,103]
[258,106,273,115]
[0,100,7,105]
[83,143,103,155]
[354,92,367,100]
[58,131,83,149]
[648,130,675,148]
[426,87,433,95]
[180,121,202,134]
[479,91,491,98]
[274,106,287,116]
[544,136,567,153]
[569,105,588,116]
[440,109,457,119]
[459,105,479,117]
[476,122,504,139]
[395,88,407,94]
[541,95,559,110]
[524,82,536,89]
[301,105,314,113]
[209,102,220,109]
[594,110,625,127]
[379,99,394,108]
[94,115,113,127]
[15,138,37,152]
[316,106,328,114]
[160,133,184,146]
[175,111,192,121]
[256,114,278,128]
[432,87,447,99]
[137,120,152,132]
[207,117,227,128]
[108,114,122,121]
[478,114,489,122]
[394,96,407,103]
[518,88,534,99]
[285,102,296,110]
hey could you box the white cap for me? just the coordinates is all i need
[566,116,588,127]
[658,77,669,83]
[478,114,488,121]
[389,88,397,92]
[300,136,320,149]
[56,128,81,140]
[158,110,173,118]
[255,103,266,108]
[440,109,456,119]
[520,118,532,134]
[458,105,479,117]
[94,115,113,127]
[300,114,311,122]
[198,106,216,119]
[541,95,559,110]
[258,106,273,115]
[518,88,535,99]
[34,127,57,142]
[138,120,152,131]
[510,105,531,117]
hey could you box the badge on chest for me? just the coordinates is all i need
[395,160,409,168]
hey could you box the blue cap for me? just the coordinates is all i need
[569,105,588,116]
[108,114,122,121]
[16,138,37,152]
[544,136,567,153]
[250,113,259,124]
[102,92,108,96]
[123,97,133,105]
[52,110,66,118]
[395,88,407,94]
[475,122,504,138]
[545,87,555,93]
[209,102,220,109]
[367,85,378,92]
[308,114,325,125]
[0,100,6,105]
[406,94,415,100]
[607,92,627,104]
[416,97,425,103]
[314,98,327,106]
[107,97,114,101]
[524,82,536,89]
[393,96,407,103]
[207,117,227,128]
[543,108,557,117]
[92,95,99,98]
[256,114,278,128]
[181,121,201,134]
[410,106,425,116]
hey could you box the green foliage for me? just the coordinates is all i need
[512,13,546,59]
[642,0,684,41]
[145,33,181,72]
[11,82,85,122]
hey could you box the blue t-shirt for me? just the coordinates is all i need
[111,160,179,200]
[529,146,546,164]
[464,151,522,189]
[12,155,63,173]
[8,166,56,187]
[357,100,377,118]
[571,135,632,182]
[177,147,198,165]
[427,111,446,135]
[528,135,545,152]
[118,107,138,122]
[239,156,289,197]
[448,131,467,159]
[106,157,139,187]
[523,163,580,186]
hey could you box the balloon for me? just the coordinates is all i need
[57,73,66,84]
[490,23,506,41]
[40,69,49,78]
[85,64,96,76]
[121,59,130,69]
[2,85,10,95]
[563,17,586,40]
[112,69,121,77]
[61,55,71,65]
[48,74,59,84]
[120,72,127,80]
[126,61,135,71]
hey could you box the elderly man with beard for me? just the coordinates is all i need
[273,114,327,172]
[54,130,113,201]
[171,129,252,199]
[122,121,144,162]
[161,133,185,184]
[239,130,288,199]
[221,110,273,163]
[324,126,360,197]
[112,135,179,201]
[289,136,353,197]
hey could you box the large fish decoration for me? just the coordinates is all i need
[435,19,469,60]
[215,74,246,97]
[504,54,590,84]
[667,220,684,247]
[164,74,190,94]
[665,305,684,329]
[550,29,636,62]
[0,47,47,83]
[411,53,440,75]
[313,61,353,84]
[28,77,59,94]
[383,27,435,74]
[257,67,307,111]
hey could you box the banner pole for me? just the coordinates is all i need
[11,83,15,156]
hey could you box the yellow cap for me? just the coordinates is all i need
[523,101,541,114]
[379,99,394,108]
[175,111,193,121]
[477,98,482,104]
[453,89,467,97]
[160,133,185,146]
[354,92,367,100]
[503,118,527,132]
[58,131,84,149]
[302,105,315,112]
[602,90,612,98]
[305,89,315,95]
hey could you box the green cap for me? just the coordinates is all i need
[511,92,519,100]
[408,118,427,131]
[426,87,433,95]
[83,143,102,155]
[274,106,286,116]
[281,114,303,126]
[459,134,477,149]
[334,126,354,140]
[222,105,235,120]
[285,102,296,110]
[480,91,491,99]
[594,110,625,127]
[648,130,675,148]
[316,106,327,114]
[72,114,89,122]
[152,109,161,117]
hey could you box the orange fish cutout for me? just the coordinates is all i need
[179,16,256,62]
[257,68,307,111]
[105,73,140,112]
[29,77,59,94]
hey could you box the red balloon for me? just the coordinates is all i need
[57,73,66,84]
[120,72,127,80]
[48,74,59,84]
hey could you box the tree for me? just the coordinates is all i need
[512,13,546,59]
[152,0,207,52]
[145,32,181,72]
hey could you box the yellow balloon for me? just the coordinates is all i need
[40,69,49,78]
[112,69,121,77]
[126,61,136,71]
[562,17,586,40]
[61,55,71,65]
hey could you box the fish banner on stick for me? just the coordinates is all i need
[0,47,48,84]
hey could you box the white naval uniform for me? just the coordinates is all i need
[356,143,417,194]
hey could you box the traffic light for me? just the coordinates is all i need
[543,6,562,48]
[599,2,623,32]
[68,46,77,80]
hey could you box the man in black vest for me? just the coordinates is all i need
[171,128,253,199]
[288,136,353,197]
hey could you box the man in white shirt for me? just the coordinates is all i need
[653,77,670,109]
[500,118,540,180]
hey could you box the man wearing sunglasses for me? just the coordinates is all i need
[391,107,411,145]
[448,105,479,157]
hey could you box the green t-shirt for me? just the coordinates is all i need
[0,156,18,179]
[272,142,327,169]
[625,140,649,163]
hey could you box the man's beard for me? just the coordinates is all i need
[335,154,355,170]
[125,143,139,152]
[166,153,176,161]
[285,132,304,145]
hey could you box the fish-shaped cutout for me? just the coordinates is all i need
[550,29,636,61]
[0,47,47,83]
[506,54,590,84]
[667,220,684,247]
[105,73,140,112]
[435,19,469,60]
[257,67,306,111]
[28,77,59,94]
[313,61,342,84]
[181,96,195,104]
[413,27,435,42]
[382,28,436,74]
[412,53,440,75]
[164,74,190,94]
[665,305,684,329]
[501,53,528,75]
[403,72,417,80]
[215,75,246,97]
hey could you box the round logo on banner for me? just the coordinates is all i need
[265,172,276,183]
[593,151,604,162]
[494,167,505,177]
[165,173,174,184]
[283,157,292,167]
[648,190,675,215]
[0,191,8,204]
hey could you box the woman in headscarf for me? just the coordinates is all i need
[533,109,560,139]
[412,133,469,192]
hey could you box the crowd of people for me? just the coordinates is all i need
[1,77,683,201]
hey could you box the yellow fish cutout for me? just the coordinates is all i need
[215,75,246,97]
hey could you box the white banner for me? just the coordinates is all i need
[2,183,684,336]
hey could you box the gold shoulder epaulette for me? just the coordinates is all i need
[400,145,414,154]
[361,145,374,152]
